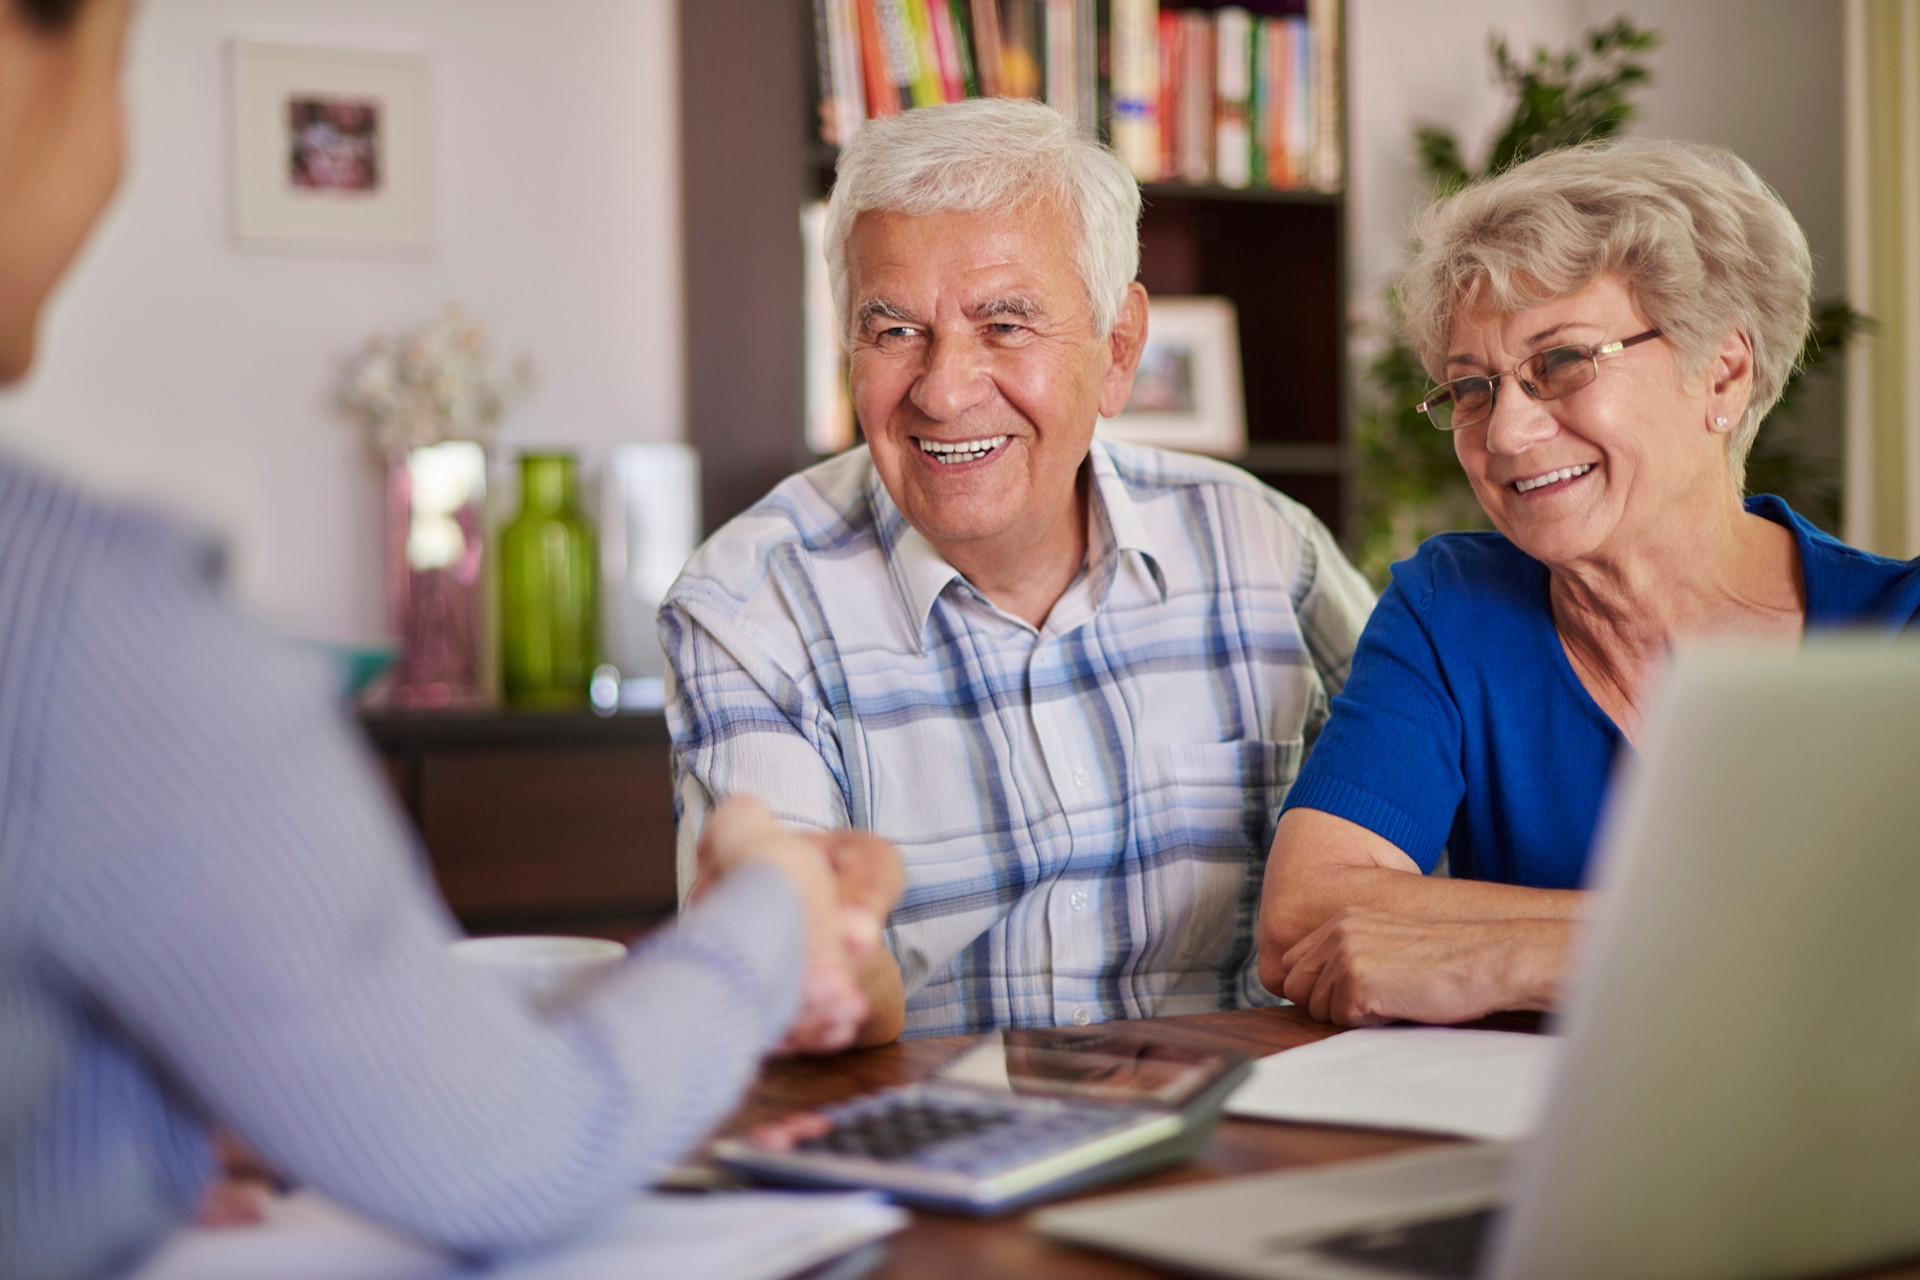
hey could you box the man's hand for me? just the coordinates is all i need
[809,829,907,1046]
[1273,910,1570,1027]
[693,798,903,1054]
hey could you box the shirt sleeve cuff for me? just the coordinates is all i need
[1281,774,1446,873]
[641,862,807,1047]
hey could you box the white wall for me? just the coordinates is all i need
[1347,0,1846,466]
[0,0,682,642]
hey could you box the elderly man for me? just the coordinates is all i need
[663,98,1374,1044]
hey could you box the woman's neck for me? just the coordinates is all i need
[1549,499,1804,742]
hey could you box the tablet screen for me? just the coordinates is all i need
[936,1026,1246,1109]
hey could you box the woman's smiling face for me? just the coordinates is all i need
[1445,273,1740,571]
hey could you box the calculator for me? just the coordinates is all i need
[710,1026,1252,1214]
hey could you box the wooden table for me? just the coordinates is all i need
[714,1008,1446,1279]
[714,1007,1920,1280]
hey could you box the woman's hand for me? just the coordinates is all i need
[1273,910,1570,1027]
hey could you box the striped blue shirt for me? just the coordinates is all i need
[0,452,806,1280]
[662,441,1375,1039]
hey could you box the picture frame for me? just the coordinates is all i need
[227,42,434,256]
[1098,296,1247,457]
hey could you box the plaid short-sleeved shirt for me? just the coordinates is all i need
[662,440,1375,1039]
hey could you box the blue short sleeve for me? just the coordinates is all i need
[1281,565,1463,872]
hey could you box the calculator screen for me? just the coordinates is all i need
[937,1026,1242,1109]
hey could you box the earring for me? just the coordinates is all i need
[1714,415,1729,427]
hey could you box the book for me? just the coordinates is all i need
[811,0,840,144]
[1284,14,1312,188]
[969,0,1003,96]
[856,0,901,116]
[1109,0,1159,180]
[1214,6,1252,188]
[827,0,869,143]
[1176,9,1213,183]
[872,0,924,110]
[1000,0,1043,99]
[900,0,947,105]
[926,0,964,101]
[1157,9,1181,180]
[948,0,980,98]
[1249,16,1273,187]
[1308,0,1343,191]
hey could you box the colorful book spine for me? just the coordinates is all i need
[872,0,923,110]
[900,0,947,106]
[1000,0,1043,99]
[812,0,838,144]
[1308,0,1343,191]
[1110,0,1160,180]
[1213,6,1252,188]
[827,0,868,143]
[969,0,1003,96]
[857,0,901,117]
[1176,9,1213,184]
[1284,14,1311,188]
[948,0,980,98]
[1157,9,1181,180]
[1248,16,1273,187]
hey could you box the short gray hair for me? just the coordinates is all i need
[1400,139,1812,488]
[825,98,1141,340]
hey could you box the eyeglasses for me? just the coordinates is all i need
[1415,329,1665,431]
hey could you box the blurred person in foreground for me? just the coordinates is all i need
[0,3,898,1278]
[1258,139,1920,1027]
[662,98,1374,1045]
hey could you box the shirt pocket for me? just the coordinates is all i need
[1134,738,1302,970]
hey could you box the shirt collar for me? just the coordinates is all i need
[871,438,1169,647]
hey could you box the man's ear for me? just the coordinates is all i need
[1098,283,1151,419]
[1705,327,1755,436]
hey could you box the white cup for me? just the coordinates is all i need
[451,935,628,1011]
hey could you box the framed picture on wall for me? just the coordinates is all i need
[227,42,433,255]
[1097,296,1247,457]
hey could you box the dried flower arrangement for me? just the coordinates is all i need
[342,303,537,455]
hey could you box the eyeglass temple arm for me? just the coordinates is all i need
[1596,328,1664,357]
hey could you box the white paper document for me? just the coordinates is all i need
[1224,1026,1562,1141]
[131,1187,907,1280]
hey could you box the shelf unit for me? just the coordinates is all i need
[679,1,1349,538]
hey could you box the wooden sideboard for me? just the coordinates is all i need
[358,708,679,941]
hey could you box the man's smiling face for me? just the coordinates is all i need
[845,201,1129,576]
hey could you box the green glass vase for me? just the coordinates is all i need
[500,452,599,707]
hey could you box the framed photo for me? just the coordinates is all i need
[228,42,433,255]
[1098,296,1247,457]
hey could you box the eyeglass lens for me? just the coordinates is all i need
[1423,346,1599,431]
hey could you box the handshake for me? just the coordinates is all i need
[691,797,907,1055]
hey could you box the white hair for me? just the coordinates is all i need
[1400,139,1813,489]
[825,98,1141,340]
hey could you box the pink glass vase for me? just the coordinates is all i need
[385,442,488,708]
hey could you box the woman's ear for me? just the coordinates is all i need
[1706,328,1755,435]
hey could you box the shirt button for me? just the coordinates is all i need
[1071,1008,1092,1026]
[1071,768,1091,788]
[1068,889,1088,911]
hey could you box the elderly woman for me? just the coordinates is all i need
[1257,139,1920,1028]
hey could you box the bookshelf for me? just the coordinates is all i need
[679,1,1349,539]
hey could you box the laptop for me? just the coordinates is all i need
[1035,638,1920,1280]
